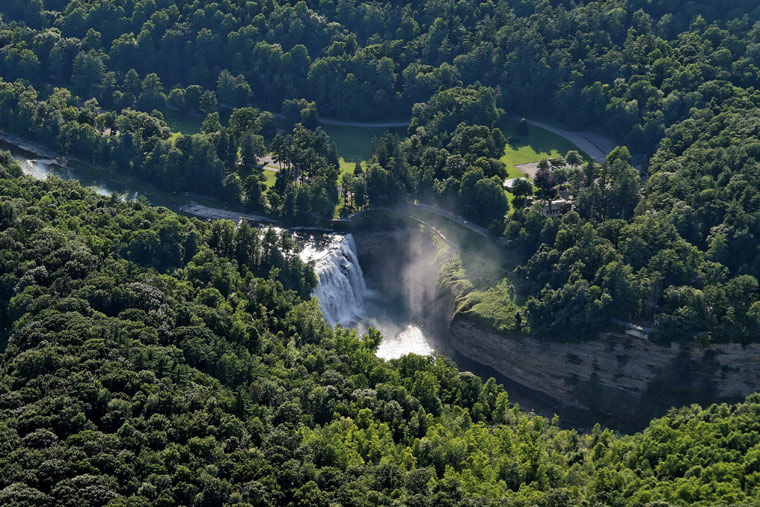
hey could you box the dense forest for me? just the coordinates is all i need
[2,156,760,506]
[0,1,759,344]
[3,1,760,504]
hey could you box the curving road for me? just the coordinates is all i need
[318,115,617,162]
[510,115,617,163]
[318,118,410,128]
[339,200,510,246]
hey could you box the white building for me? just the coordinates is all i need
[503,177,528,189]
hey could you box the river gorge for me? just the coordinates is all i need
[352,223,760,431]
[9,135,760,433]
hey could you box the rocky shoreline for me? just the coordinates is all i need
[0,130,65,162]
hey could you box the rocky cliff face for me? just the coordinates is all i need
[353,229,411,297]
[353,223,760,429]
[449,313,760,426]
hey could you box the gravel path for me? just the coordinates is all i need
[513,162,542,178]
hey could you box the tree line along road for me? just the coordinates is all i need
[317,116,617,162]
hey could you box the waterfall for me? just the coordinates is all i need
[300,233,367,325]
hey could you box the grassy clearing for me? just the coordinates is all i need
[339,158,360,176]
[505,164,526,179]
[434,240,521,333]
[321,124,386,162]
[499,117,579,176]
[462,280,521,333]
[321,124,406,174]
[160,113,400,177]
[161,109,205,135]
[262,170,277,189]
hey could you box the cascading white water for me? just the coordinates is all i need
[299,232,435,358]
[300,233,368,325]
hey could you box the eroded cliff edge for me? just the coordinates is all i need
[353,220,760,430]
[452,312,760,418]
[354,224,454,341]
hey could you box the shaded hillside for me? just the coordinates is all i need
[1,158,759,505]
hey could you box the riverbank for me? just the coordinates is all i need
[0,128,293,225]
[4,127,673,433]
[179,202,276,223]
[0,131,64,161]
[362,212,760,432]
[353,222,596,429]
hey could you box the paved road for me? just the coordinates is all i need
[256,154,280,172]
[317,115,616,162]
[318,118,410,128]
[406,216,501,267]
[511,116,617,163]
[410,202,489,236]
[340,200,509,245]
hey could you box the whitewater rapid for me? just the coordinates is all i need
[14,136,433,360]
[299,233,367,326]
[299,232,435,359]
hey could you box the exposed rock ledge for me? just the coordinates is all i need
[354,223,760,427]
[449,314,760,420]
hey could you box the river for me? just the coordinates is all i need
[0,138,253,217]
[5,138,437,359]
[5,135,590,429]
[296,232,437,361]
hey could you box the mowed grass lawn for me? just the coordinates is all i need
[162,109,205,136]
[499,117,579,178]
[262,169,277,189]
[320,124,406,176]
[325,118,581,180]
[159,110,579,193]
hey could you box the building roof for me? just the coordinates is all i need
[503,177,527,189]
[544,198,571,215]
[549,199,568,210]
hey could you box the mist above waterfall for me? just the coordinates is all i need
[395,225,442,325]
[352,225,447,358]
[298,228,440,360]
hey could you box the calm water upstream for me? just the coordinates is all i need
[1,138,240,214]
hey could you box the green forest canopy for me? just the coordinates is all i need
[2,1,760,503]
[1,154,760,506]
[1,0,760,343]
